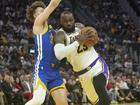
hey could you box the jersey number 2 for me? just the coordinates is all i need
[77,45,88,53]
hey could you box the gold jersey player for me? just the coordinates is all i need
[54,11,110,105]
[25,1,68,105]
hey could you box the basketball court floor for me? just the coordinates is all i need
[111,103,140,105]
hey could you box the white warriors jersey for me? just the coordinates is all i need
[59,27,103,76]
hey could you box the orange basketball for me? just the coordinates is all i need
[80,26,99,47]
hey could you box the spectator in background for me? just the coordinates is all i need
[0,73,5,105]
[66,76,78,104]
[14,76,24,105]
[0,88,5,105]
[22,74,33,101]
[15,77,22,92]
[124,57,133,73]
[81,90,88,105]
[1,74,14,105]
[116,76,135,102]
[108,82,124,104]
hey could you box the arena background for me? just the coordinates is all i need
[0,0,140,105]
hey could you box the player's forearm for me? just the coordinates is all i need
[54,41,79,60]
[43,0,61,17]
[49,0,61,8]
[35,0,61,25]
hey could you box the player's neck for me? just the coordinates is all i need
[62,27,75,34]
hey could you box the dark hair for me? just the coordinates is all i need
[26,1,46,22]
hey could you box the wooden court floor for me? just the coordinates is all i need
[75,102,140,105]
[111,103,140,105]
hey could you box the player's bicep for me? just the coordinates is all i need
[54,31,65,44]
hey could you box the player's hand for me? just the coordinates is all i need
[76,34,93,45]
[52,0,61,5]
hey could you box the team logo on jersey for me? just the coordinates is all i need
[50,34,54,44]
[86,66,92,71]
[69,36,79,44]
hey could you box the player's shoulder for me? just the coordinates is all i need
[57,28,67,36]
[58,28,65,32]
[33,25,49,35]
[53,28,65,39]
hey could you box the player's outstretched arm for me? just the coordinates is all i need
[33,0,61,34]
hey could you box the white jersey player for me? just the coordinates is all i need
[54,11,110,105]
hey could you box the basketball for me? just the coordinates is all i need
[80,26,99,47]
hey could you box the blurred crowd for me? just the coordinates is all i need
[0,0,140,105]
[127,0,140,16]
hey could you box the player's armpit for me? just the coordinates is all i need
[33,25,45,35]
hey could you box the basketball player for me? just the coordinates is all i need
[54,11,110,105]
[25,1,68,105]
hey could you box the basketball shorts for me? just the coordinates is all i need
[33,68,65,93]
